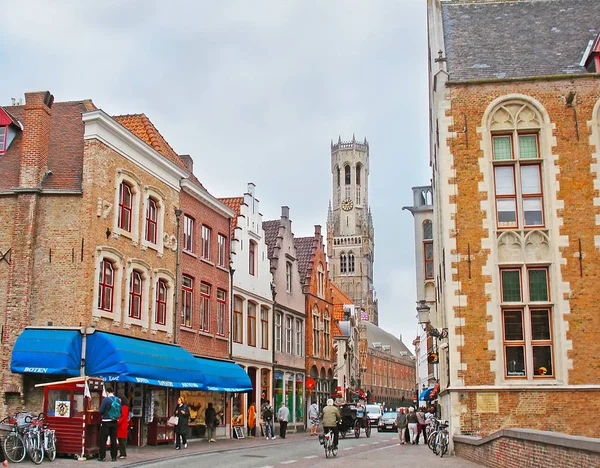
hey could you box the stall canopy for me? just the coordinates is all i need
[85,332,206,389]
[419,387,434,401]
[195,357,252,392]
[11,328,83,377]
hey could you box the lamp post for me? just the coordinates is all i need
[416,299,448,339]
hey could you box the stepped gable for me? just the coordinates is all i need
[262,220,280,258]
[2,100,95,191]
[442,0,600,81]
[293,236,315,284]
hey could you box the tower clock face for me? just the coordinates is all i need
[341,198,354,211]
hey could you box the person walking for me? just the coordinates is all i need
[117,393,129,459]
[247,403,256,438]
[205,402,218,443]
[98,387,121,462]
[406,407,419,445]
[396,408,408,444]
[308,402,319,436]
[262,401,275,440]
[0,436,8,466]
[174,397,190,450]
[277,403,290,439]
[321,399,342,449]
[416,407,427,445]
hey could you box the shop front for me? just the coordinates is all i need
[273,371,304,430]
[230,364,271,437]
[11,328,252,445]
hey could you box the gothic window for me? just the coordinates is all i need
[490,103,544,229]
[345,165,351,185]
[348,252,355,273]
[336,166,340,187]
[356,163,362,185]
[340,253,347,274]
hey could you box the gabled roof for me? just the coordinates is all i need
[262,220,280,259]
[0,107,22,127]
[293,236,315,283]
[364,322,414,359]
[330,281,353,322]
[218,197,244,238]
[442,0,600,81]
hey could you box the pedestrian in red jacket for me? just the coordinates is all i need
[117,394,130,459]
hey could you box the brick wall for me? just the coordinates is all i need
[454,429,600,468]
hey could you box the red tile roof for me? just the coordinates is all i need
[218,197,244,238]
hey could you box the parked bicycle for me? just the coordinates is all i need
[427,419,449,457]
[1,412,29,463]
[1,412,55,464]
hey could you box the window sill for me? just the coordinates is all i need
[198,330,212,338]
[217,265,229,273]
[215,334,228,342]
[180,326,196,333]
[200,257,215,267]
[183,250,197,258]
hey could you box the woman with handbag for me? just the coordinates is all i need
[174,396,190,450]
[117,393,130,459]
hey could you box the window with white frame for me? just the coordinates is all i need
[286,262,292,293]
[492,132,543,229]
[202,225,211,260]
[98,259,115,312]
[285,316,293,354]
[183,216,195,253]
[128,270,143,319]
[0,126,6,154]
[155,279,167,326]
[261,306,269,349]
[145,198,158,244]
[275,311,282,352]
[217,289,226,336]
[218,234,227,268]
[295,319,302,356]
[118,182,133,232]
[182,275,193,328]
[312,307,320,357]
[199,283,210,332]
[501,266,553,378]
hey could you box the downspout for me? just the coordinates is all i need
[229,217,234,360]
[174,208,183,344]
[270,282,276,406]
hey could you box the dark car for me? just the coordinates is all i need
[377,411,399,432]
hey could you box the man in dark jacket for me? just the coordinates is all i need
[98,387,120,462]
[205,403,217,443]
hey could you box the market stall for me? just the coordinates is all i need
[35,377,104,459]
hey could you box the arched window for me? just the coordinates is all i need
[345,165,351,185]
[340,253,347,274]
[128,270,143,319]
[98,260,114,312]
[348,252,355,273]
[356,163,362,185]
[118,182,133,231]
[145,198,158,243]
[336,166,340,187]
[155,279,167,325]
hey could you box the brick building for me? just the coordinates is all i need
[263,207,306,430]
[425,0,600,440]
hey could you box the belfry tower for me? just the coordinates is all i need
[327,135,378,325]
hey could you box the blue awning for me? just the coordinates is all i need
[85,332,205,389]
[194,357,252,392]
[11,329,82,376]
[419,387,434,401]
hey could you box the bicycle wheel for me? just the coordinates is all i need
[365,423,371,438]
[45,431,57,461]
[428,430,438,451]
[354,420,360,438]
[4,432,26,463]
[324,442,330,458]
[332,445,338,457]
[439,434,448,458]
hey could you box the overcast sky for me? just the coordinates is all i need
[1,0,429,348]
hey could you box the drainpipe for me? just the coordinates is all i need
[270,282,277,406]
[173,209,183,344]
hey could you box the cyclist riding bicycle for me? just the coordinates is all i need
[321,399,342,449]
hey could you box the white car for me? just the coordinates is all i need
[365,404,383,426]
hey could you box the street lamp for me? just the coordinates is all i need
[416,299,448,340]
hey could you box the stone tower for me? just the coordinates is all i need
[326,135,378,325]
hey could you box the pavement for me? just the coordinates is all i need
[23,430,482,467]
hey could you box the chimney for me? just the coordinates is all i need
[247,182,256,197]
[315,225,321,236]
[281,206,290,219]
[179,154,194,174]
[20,91,54,188]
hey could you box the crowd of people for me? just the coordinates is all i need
[396,406,436,445]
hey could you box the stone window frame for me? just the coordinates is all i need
[141,185,166,255]
[123,258,152,329]
[93,246,124,323]
[151,269,175,334]
[113,169,142,243]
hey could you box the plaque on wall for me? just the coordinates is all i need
[476,392,499,413]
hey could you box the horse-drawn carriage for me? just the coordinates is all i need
[338,403,371,439]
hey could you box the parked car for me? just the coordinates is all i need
[365,404,383,426]
[377,411,399,432]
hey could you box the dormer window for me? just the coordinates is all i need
[0,126,6,154]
